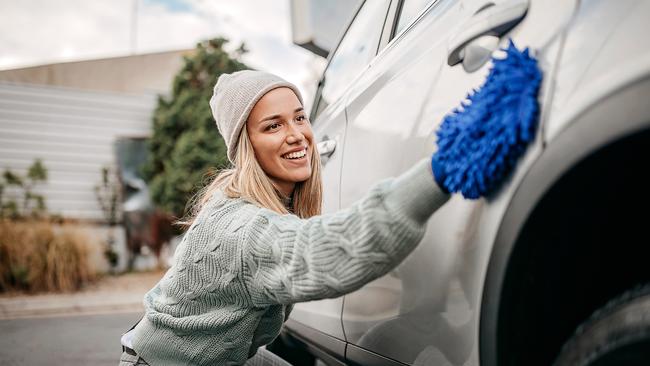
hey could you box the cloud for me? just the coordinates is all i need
[0,0,133,68]
[143,0,193,13]
[0,0,326,103]
[136,1,215,52]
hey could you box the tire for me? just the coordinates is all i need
[553,284,650,366]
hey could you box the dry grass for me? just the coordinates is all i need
[0,219,97,293]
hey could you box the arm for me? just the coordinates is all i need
[241,158,450,306]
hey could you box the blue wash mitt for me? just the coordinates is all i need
[431,39,542,199]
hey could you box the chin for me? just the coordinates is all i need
[293,173,312,183]
[289,169,312,183]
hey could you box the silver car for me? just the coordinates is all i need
[274,0,650,365]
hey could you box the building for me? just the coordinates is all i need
[0,49,191,221]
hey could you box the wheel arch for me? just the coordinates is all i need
[479,74,650,366]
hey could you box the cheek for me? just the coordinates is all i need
[301,125,315,144]
[253,136,284,170]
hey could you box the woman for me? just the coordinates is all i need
[119,70,450,366]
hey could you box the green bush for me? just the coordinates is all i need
[0,159,48,219]
[142,37,249,218]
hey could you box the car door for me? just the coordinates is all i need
[339,2,473,364]
[285,0,393,362]
[339,0,576,365]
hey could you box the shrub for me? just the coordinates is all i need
[142,37,249,219]
[0,220,96,293]
[94,166,121,271]
[0,159,48,219]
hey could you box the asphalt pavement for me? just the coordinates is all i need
[0,311,142,366]
[0,270,163,365]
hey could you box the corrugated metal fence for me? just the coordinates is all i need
[0,81,156,221]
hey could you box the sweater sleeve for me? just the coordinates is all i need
[241,158,450,306]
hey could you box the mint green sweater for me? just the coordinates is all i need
[131,159,449,366]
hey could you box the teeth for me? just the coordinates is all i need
[283,149,306,159]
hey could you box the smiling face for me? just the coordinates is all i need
[246,87,314,197]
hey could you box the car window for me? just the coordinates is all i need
[394,0,436,35]
[315,0,391,119]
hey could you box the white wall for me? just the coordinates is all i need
[0,81,155,221]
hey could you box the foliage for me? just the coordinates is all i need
[0,220,97,293]
[94,166,122,269]
[142,37,249,218]
[94,166,121,226]
[0,159,48,219]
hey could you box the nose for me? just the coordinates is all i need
[286,122,305,144]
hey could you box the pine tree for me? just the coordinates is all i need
[142,37,249,218]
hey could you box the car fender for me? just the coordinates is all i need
[479,57,650,366]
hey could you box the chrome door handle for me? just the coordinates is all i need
[447,0,529,66]
[317,139,337,158]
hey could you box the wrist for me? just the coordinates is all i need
[430,155,450,195]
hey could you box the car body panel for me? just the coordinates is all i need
[283,0,650,365]
[480,70,650,366]
[339,0,470,360]
[289,0,397,346]
[545,0,650,142]
[480,1,650,363]
[338,0,576,364]
[289,94,349,342]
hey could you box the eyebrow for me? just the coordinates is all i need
[258,107,304,124]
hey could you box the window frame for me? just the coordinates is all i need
[310,0,394,123]
[376,0,443,55]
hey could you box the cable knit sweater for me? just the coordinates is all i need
[130,158,449,366]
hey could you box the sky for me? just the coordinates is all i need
[0,0,327,101]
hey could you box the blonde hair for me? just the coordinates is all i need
[175,126,323,230]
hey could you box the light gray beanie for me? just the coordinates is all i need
[209,70,304,163]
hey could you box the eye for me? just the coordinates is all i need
[296,115,307,123]
[265,122,281,131]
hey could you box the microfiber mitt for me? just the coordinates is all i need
[431,39,542,199]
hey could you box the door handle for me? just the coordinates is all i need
[447,0,529,66]
[317,139,337,158]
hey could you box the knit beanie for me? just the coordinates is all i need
[209,70,304,163]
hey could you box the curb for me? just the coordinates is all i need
[0,291,145,320]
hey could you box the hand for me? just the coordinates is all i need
[430,39,542,199]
